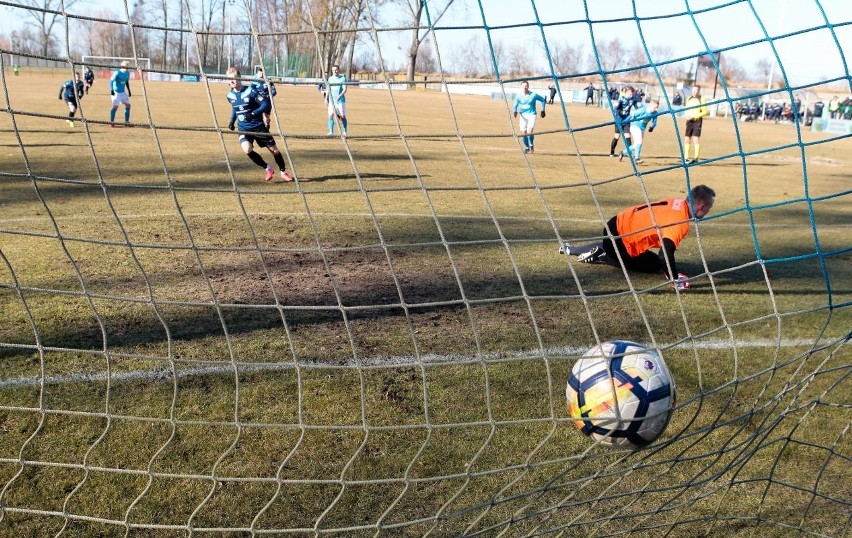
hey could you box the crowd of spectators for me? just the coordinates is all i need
[734,95,852,125]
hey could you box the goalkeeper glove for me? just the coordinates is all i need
[513,111,518,118]
[228,122,235,131]
[672,273,690,290]
[648,126,654,133]
[541,110,546,118]
[110,90,115,96]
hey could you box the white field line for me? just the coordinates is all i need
[0,338,841,388]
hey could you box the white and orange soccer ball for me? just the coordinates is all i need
[566,341,676,449]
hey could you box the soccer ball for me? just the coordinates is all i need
[566,341,675,449]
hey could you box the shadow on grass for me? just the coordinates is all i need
[1,234,847,362]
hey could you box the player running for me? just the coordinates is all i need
[83,66,95,95]
[559,185,716,290]
[58,72,85,128]
[109,60,132,127]
[609,86,635,157]
[226,67,293,182]
[619,99,659,164]
[512,81,546,154]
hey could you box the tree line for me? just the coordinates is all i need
[4,0,771,86]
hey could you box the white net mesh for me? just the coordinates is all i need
[0,0,849,535]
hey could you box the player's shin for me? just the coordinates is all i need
[247,151,267,168]
[273,152,286,170]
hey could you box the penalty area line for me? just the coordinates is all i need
[0,338,839,389]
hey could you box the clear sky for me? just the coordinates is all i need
[2,0,849,87]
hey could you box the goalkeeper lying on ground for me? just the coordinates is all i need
[559,184,716,290]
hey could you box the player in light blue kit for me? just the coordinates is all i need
[512,81,546,154]
[59,71,85,128]
[226,67,293,182]
[325,64,348,137]
[619,99,659,164]
[109,60,132,127]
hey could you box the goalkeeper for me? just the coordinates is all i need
[559,185,716,289]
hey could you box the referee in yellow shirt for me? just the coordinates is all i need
[683,86,708,163]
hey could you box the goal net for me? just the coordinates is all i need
[0,0,849,536]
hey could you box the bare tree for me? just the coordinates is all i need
[646,44,674,81]
[90,9,133,58]
[14,0,81,57]
[590,37,626,74]
[549,40,584,77]
[394,0,456,81]
[9,28,42,56]
[505,43,531,77]
[305,0,353,76]
[192,0,223,69]
[626,43,650,81]
[158,0,170,69]
[415,38,436,73]
[129,0,151,60]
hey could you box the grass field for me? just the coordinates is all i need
[1,71,850,536]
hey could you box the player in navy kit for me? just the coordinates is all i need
[83,66,95,95]
[226,67,293,182]
[252,66,277,127]
[59,72,85,127]
[610,86,635,157]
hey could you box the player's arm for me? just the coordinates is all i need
[696,98,708,119]
[337,78,347,99]
[658,238,679,281]
[58,84,64,100]
[126,80,131,97]
[513,97,520,117]
[538,94,546,117]
[252,92,271,118]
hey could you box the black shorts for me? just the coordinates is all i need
[64,97,79,107]
[685,118,703,137]
[601,217,663,274]
[239,125,276,149]
[614,121,631,134]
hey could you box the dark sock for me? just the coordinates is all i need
[68,112,74,119]
[610,139,618,155]
[247,151,267,168]
[273,152,285,171]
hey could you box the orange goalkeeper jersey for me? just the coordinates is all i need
[616,198,692,257]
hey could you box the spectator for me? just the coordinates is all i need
[609,86,620,102]
[584,83,595,106]
[828,96,840,119]
[547,85,557,105]
[809,99,824,126]
[842,96,852,120]
[672,92,683,106]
